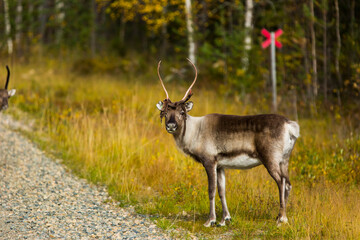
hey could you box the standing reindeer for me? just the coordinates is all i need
[156,59,299,227]
[0,66,16,111]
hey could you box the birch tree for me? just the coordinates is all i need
[55,0,65,44]
[243,0,253,70]
[3,0,13,55]
[185,0,195,64]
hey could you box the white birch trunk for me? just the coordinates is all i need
[55,0,65,44]
[15,0,23,46]
[244,0,253,51]
[3,0,13,55]
[185,0,195,64]
[242,0,253,70]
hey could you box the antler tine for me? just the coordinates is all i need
[182,58,197,100]
[157,60,169,100]
[5,66,10,90]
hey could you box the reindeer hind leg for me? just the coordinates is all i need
[280,160,292,204]
[262,156,288,225]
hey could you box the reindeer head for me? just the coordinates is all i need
[156,59,197,134]
[0,66,16,111]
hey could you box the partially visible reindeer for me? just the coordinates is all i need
[156,59,299,227]
[0,66,16,111]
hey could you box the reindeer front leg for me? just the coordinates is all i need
[217,167,231,226]
[203,161,217,227]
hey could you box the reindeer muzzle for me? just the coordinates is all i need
[166,123,177,133]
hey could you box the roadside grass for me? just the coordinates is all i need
[6,60,360,239]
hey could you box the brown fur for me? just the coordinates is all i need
[156,60,299,227]
[158,100,299,227]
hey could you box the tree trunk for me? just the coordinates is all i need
[334,0,342,88]
[302,40,311,99]
[118,14,125,55]
[119,15,125,46]
[185,0,196,64]
[243,0,253,70]
[90,0,96,57]
[350,0,355,64]
[322,0,328,102]
[26,1,34,55]
[55,0,65,45]
[160,22,168,58]
[15,0,23,50]
[310,0,318,97]
[38,0,48,43]
[3,0,13,55]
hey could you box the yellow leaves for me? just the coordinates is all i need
[304,73,312,85]
[107,0,184,32]
[335,113,341,121]
[236,68,245,77]
[353,82,359,90]
[191,188,198,197]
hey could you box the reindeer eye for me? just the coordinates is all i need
[180,111,185,115]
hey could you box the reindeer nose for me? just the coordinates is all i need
[166,123,177,133]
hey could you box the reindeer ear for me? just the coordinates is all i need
[185,101,193,112]
[8,89,16,98]
[156,101,164,111]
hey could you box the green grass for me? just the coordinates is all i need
[6,59,360,239]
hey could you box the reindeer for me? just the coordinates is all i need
[0,66,16,111]
[156,59,300,227]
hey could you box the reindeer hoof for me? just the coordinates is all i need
[276,216,288,226]
[203,219,216,227]
[217,222,225,227]
[217,217,231,227]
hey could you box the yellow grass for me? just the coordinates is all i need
[7,60,360,239]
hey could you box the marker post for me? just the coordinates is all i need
[261,28,283,112]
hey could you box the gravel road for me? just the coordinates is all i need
[0,114,170,239]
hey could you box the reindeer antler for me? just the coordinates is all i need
[182,58,197,101]
[157,60,169,100]
[5,66,10,90]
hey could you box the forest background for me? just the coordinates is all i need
[1,0,359,239]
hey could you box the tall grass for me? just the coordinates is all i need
[7,60,360,239]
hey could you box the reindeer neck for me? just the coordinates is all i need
[173,115,203,151]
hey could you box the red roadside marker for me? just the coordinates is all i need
[261,28,283,49]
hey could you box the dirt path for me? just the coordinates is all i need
[0,114,170,239]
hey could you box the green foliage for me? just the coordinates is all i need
[2,0,360,105]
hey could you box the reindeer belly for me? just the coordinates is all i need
[218,154,262,169]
